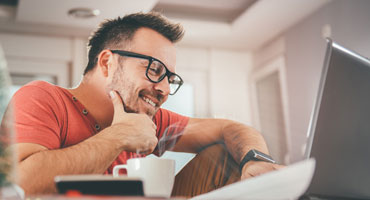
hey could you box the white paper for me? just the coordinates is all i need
[191,158,316,200]
[147,151,196,175]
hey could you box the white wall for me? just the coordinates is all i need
[176,45,252,125]
[0,33,70,87]
[176,46,210,118]
[209,49,252,125]
[0,32,87,88]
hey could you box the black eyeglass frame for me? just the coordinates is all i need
[110,50,183,95]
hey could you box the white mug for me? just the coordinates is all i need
[113,158,175,198]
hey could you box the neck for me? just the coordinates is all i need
[68,75,113,129]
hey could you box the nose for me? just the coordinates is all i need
[153,77,170,96]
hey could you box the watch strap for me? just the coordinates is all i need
[239,149,275,172]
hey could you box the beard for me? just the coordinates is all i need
[106,64,165,118]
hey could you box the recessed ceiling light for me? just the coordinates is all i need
[68,8,100,19]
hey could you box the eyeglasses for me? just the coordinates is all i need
[111,50,183,95]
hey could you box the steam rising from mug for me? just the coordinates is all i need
[157,122,185,156]
[135,122,185,156]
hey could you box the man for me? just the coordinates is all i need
[3,12,281,195]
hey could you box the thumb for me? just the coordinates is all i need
[110,90,127,117]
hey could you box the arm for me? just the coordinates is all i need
[15,132,122,194]
[173,118,282,179]
[14,91,158,194]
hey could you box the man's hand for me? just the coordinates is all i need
[241,161,285,180]
[108,90,158,154]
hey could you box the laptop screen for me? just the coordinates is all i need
[305,39,370,199]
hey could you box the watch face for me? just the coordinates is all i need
[252,149,276,163]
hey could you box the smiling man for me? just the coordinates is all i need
[2,12,282,195]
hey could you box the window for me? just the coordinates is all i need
[161,83,194,117]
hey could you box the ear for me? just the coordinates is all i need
[97,50,114,77]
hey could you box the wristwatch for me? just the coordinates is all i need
[239,149,276,172]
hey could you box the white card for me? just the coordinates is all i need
[191,158,316,200]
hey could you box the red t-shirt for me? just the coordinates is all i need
[11,81,189,174]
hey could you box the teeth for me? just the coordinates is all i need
[143,97,156,107]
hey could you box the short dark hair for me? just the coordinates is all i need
[83,12,184,75]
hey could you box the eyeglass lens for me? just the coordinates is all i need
[147,60,181,94]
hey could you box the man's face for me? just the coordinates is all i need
[107,28,177,118]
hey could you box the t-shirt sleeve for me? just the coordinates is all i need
[11,85,63,149]
[154,108,189,153]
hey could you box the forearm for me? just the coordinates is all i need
[17,130,122,194]
[221,120,269,163]
[174,118,269,164]
[175,118,279,180]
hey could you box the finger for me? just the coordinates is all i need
[140,114,157,131]
[241,172,253,180]
[273,164,285,170]
[136,140,154,155]
[110,90,127,117]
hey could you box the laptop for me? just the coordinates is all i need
[303,39,370,199]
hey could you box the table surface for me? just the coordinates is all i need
[24,195,187,200]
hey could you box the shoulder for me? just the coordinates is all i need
[10,81,69,149]
[14,81,62,100]
[22,80,58,91]
[12,81,66,113]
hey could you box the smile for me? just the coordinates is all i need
[142,96,156,107]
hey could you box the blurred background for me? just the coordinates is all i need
[0,0,369,165]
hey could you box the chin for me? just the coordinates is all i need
[145,108,159,118]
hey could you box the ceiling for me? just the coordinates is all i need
[152,0,257,23]
[0,0,331,50]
